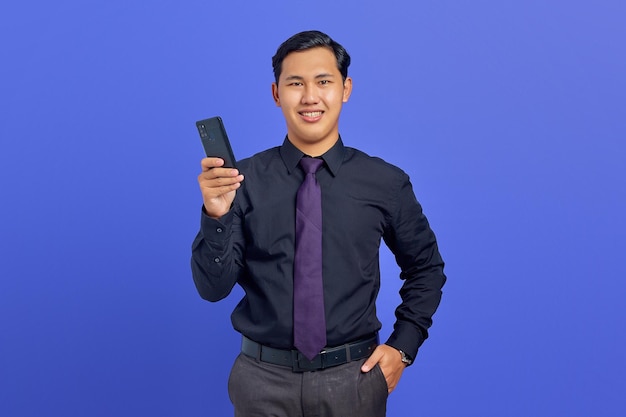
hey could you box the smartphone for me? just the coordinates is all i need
[196,116,237,168]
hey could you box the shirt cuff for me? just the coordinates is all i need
[385,322,425,362]
[200,205,234,243]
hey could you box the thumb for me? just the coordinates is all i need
[361,347,384,373]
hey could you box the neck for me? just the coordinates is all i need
[288,136,339,157]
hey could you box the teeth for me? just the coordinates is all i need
[301,111,322,117]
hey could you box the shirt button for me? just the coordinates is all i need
[213,257,221,263]
[216,227,223,233]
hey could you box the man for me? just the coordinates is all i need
[191,30,446,416]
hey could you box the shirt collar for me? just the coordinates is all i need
[279,136,345,177]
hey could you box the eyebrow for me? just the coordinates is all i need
[284,73,336,81]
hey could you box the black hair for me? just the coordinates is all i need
[272,30,351,84]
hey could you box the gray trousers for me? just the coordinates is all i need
[228,353,388,417]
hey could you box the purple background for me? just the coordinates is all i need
[1,1,625,415]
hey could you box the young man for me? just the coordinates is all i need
[192,30,446,416]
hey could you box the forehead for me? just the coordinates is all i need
[280,47,339,79]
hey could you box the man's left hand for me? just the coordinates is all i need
[360,344,407,394]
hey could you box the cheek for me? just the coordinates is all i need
[280,94,302,110]
[327,92,346,107]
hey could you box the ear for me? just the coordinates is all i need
[272,82,281,107]
[342,77,353,103]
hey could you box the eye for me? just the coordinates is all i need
[319,80,330,85]
[288,82,303,87]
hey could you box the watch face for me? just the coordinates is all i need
[399,350,412,365]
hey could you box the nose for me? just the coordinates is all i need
[301,84,319,104]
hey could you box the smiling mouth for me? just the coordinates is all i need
[300,111,323,117]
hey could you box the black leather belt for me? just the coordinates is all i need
[241,334,379,372]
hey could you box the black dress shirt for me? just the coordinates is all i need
[191,137,446,360]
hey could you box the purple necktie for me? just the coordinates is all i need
[293,157,326,361]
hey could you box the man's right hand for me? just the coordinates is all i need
[197,157,244,219]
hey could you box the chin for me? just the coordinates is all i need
[297,126,332,140]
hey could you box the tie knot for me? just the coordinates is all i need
[299,157,324,174]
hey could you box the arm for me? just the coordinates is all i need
[190,157,245,301]
[384,174,446,358]
[363,173,446,392]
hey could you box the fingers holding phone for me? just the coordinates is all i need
[198,157,244,219]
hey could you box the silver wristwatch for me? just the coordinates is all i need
[398,349,413,366]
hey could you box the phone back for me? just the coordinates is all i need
[196,116,237,168]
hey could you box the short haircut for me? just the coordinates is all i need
[272,30,351,84]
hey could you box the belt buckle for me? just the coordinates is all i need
[291,350,325,372]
